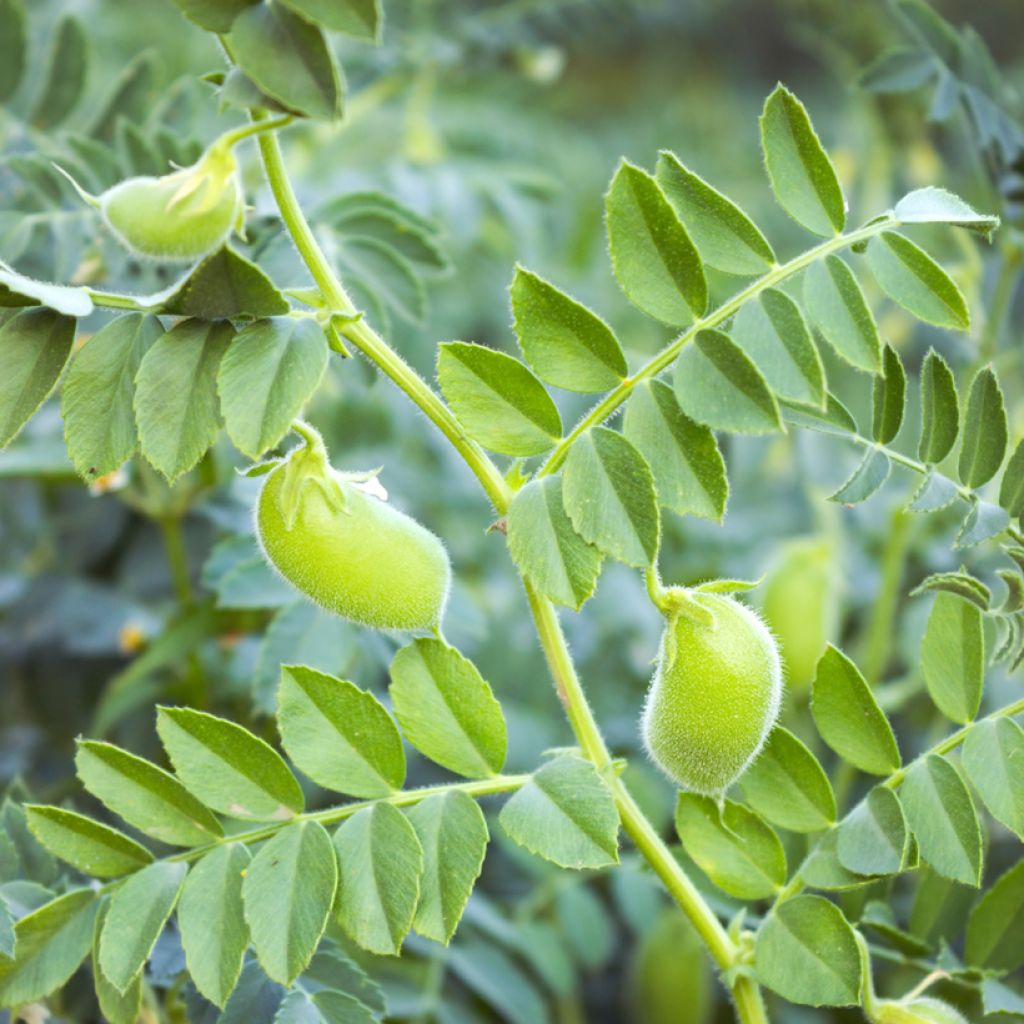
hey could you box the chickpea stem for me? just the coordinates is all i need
[216,114,295,151]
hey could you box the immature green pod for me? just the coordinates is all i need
[256,437,451,631]
[760,537,838,690]
[642,592,782,795]
[875,997,969,1024]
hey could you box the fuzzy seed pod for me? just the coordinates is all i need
[642,592,782,795]
[875,997,969,1024]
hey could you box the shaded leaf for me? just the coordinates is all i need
[965,860,1024,972]
[837,787,908,875]
[918,348,959,464]
[871,343,906,445]
[828,448,890,504]
[999,439,1024,518]
[921,592,983,723]
[30,16,86,129]
[962,718,1024,840]
[958,366,1007,488]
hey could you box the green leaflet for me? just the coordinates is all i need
[755,896,861,1007]
[621,379,728,522]
[0,889,98,1009]
[900,755,983,887]
[406,791,488,944]
[921,592,983,724]
[674,794,785,899]
[802,255,882,373]
[555,884,616,971]
[156,705,305,821]
[24,806,152,878]
[674,328,782,434]
[134,318,235,482]
[562,427,660,568]
[75,739,223,847]
[738,726,836,833]
[871,343,906,445]
[278,665,405,797]
[98,860,188,993]
[655,150,774,275]
[759,84,846,237]
[229,1,343,120]
[388,638,506,779]
[506,476,603,611]
[30,15,86,130]
[179,843,251,1007]
[279,0,382,40]
[510,266,626,393]
[966,861,1024,972]
[894,186,999,239]
[499,754,619,870]
[836,787,909,876]
[730,287,825,407]
[962,718,1024,840]
[243,820,337,984]
[605,160,707,326]
[0,0,26,103]
[865,231,970,330]
[811,645,901,774]
[92,899,142,1024]
[437,341,562,456]
[958,366,1008,488]
[333,802,423,955]
[828,448,891,505]
[0,308,77,448]
[918,348,959,464]
[999,440,1024,517]
[61,313,163,479]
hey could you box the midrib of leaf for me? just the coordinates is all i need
[777,912,852,987]
[915,761,976,870]
[885,236,961,317]
[534,776,607,854]
[426,675,493,777]
[538,215,897,477]
[591,440,648,553]
[634,175,692,299]
[460,359,550,434]
[369,813,401,946]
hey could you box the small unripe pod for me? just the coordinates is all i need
[642,592,782,795]
[760,537,837,690]
[256,443,451,631]
[875,997,969,1024]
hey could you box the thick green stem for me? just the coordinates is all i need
[538,219,896,477]
[159,515,192,605]
[859,507,910,686]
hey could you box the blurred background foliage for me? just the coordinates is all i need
[1,0,1023,1021]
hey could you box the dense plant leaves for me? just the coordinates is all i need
[179,843,251,1007]
[0,262,93,318]
[30,15,86,129]
[837,787,909,875]
[828,448,891,505]
[865,232,970,330]
[918,348,959,464]
[965,861,1024,972]
[621,379,727,521]
[999,440,1024,518]
[277,665,404,798]
[759,84,845,236]
[499,754,618,869]
[958,366,1007,488]
[61,313,162,479]
[92,900,142,1024]
[811,645,901,774]
[562,427,660,567]
[243,820,337,985]
[962,718,1024,839]
[506,477,603,610]
[153,247,290,320]
[75,740,223,848]
[510,266,626,393]
[0,889,98,1008]
[605,160,707,326]
[921,592,983,723]
[333,803,423,955]
[674,328,782,434]
[755,895,861,1006]
[134,319,234,481]
[894,187,999,238]
[437,341,561,456]
[229,1,342,121]
[674,795,785,898]
[99,860,188,993]
[157,706,305,820]
[280,0,381,40]
[406,791,488,944]
[0,308,76,448]
[0,0,26,103]
[655,151,774,275]
[900,755,982,886]
[23,806,152,878]
[738,727,836,833]
[802,256,881,373]
[871,343,906,444]
[731,288,825,406]
[389,639,506,779]
[168,0,259,33]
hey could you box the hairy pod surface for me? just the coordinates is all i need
[760,537,837,689]
[876,998,969,1024]
[642,592,782,795]
[256,450,451,631]
[99,144,243,262]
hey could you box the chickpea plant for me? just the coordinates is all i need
[0,1,1022,1023]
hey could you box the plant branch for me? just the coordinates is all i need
[537,217,897,477]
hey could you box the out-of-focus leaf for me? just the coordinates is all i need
[30,16,86,129]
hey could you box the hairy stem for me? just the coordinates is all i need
[538,218,896,477]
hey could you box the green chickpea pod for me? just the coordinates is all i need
[641,590,783,795]
[875,998,969,1024]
